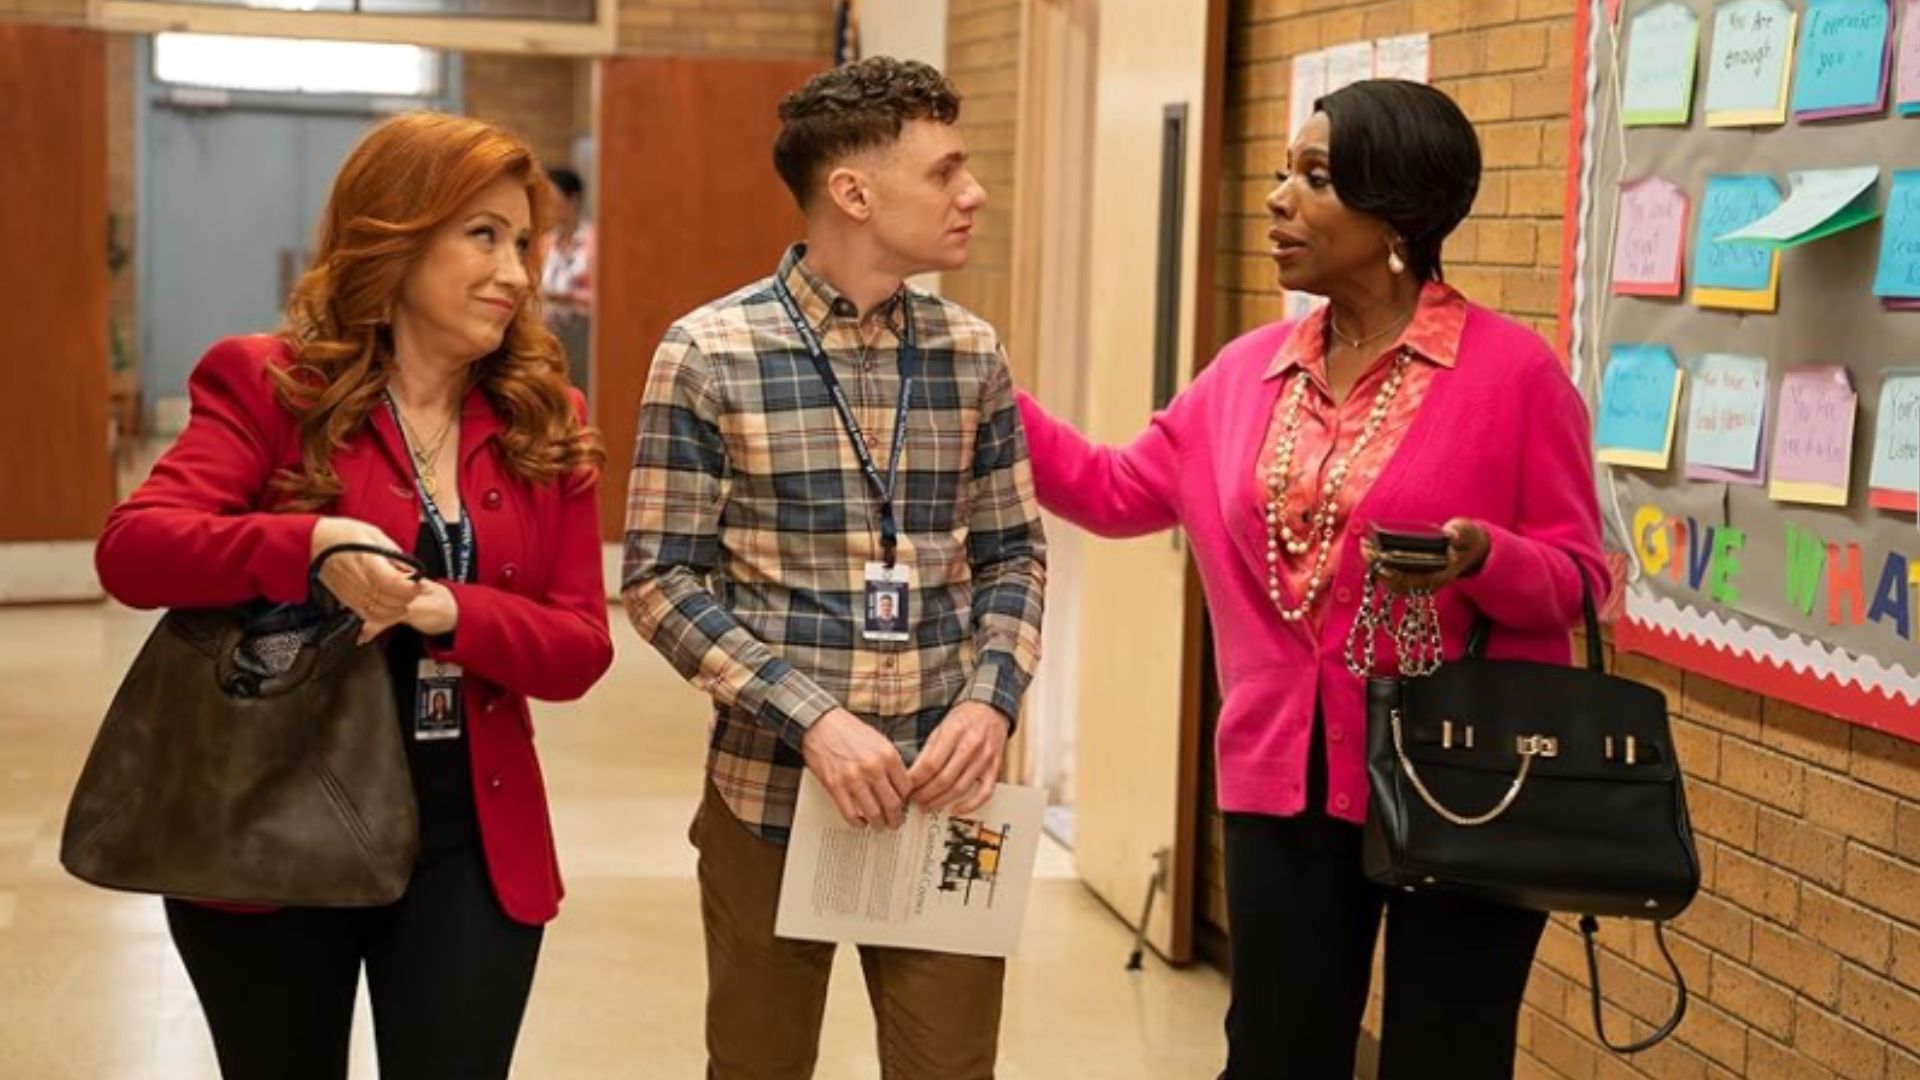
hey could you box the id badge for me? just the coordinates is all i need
[863,562,912,643]
[415,659,463,741]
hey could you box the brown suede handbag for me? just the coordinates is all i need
[61,543,422,906]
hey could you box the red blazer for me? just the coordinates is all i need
[96,335,613,925]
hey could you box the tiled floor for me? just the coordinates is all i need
[0,602,1228,1079]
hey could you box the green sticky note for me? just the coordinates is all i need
[1624,2,1703,126]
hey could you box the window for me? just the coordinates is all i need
[153,33,444,97]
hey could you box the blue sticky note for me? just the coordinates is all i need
[1686,353,1770,475]
[1694,175,1783,290]
[1790,0,1892,118]
[1598,345,1682,460]
[1874,170,1920,299]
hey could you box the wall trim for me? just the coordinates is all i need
[0,542,104,604]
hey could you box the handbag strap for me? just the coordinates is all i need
[307,543,427,606]
[1580,915,1689,1053]
[1387,707,1546,827]
[1464,556,1604,671]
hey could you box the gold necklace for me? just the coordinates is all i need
[1328,307,1414,351]
[1263,348,1411,622]
[393,404,457,497]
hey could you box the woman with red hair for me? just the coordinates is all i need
[96,112,611,1079]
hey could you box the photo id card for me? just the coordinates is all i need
[415,659,463,741]
[863,562,912,643]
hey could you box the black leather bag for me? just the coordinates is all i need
[61,544,423,907]
[1361,569,1700,1052]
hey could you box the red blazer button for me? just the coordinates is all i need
[483,489,503,510]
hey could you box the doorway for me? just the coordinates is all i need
[136,36,459,432]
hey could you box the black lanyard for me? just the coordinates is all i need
[771,278,918,568]
[382,393,474,584]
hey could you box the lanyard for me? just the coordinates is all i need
[382,393,474,584]
[771,278,918,568]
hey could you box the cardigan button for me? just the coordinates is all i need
[484,699,498,714]
[501,563,518,583]
[1335,793,1351,812]
[1335,587,1353,604]
[488,774,504,791]
[1327,725,1343,744]
[483,489,503,510]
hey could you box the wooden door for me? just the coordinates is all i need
[592,56,827,539]
[0,25,111,552]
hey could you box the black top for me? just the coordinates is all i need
[386,518,481,857]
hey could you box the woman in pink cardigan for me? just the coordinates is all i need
[1019,81,1606,1079]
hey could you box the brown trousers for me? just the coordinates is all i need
[691,783,1005,1080]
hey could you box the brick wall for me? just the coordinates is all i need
[1508,641,1920,1079]
[462,53,590,170]
[938,0,1019,339]
[1216,2,1920,1076]
[1219,0,1572,346]
[616,0,833,57]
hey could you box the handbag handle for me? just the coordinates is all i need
[1388,707,1558,828]
[308,543,428,612]
[1581,915,1689,1053]
[1465,556,1604,670]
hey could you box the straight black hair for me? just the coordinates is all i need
[1313,79,1481,283]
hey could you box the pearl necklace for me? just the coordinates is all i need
[1263,347,1411,622]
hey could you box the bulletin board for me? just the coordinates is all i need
[1564,0,1920,740]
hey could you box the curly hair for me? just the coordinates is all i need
[271,111,602,510]
[773,56,962,209]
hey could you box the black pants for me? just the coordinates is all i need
[166,847,544,1080]
[1218,717,1547,1080]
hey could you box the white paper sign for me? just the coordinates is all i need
[775,774,1047,957]
[1325,41,1377,93]
[1289,50,1329,139]
[1374,33,1431,82]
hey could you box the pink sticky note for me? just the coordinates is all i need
[1612,177,1689,297]
[1770,366,1859,504]
[1900,0,1920,111]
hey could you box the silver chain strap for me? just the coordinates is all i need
[1344,566,1446,679]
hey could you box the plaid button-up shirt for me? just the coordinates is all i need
[622,245,1047,842]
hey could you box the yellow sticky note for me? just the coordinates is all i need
[1691,255,1781,312]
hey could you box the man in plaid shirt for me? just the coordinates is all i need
[622,57,1046,1078]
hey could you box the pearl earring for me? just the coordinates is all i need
[1387,242,1407,275]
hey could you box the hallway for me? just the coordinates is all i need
[0,601,1228,1079]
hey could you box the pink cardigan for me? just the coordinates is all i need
[1018,306,1607,824]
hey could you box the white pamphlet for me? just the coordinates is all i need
[774,773,1046,958]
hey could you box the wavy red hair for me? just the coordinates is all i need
[272,111,601,509]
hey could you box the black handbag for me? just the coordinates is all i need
[61,544,423,907]
[1359,566,1701,1052]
